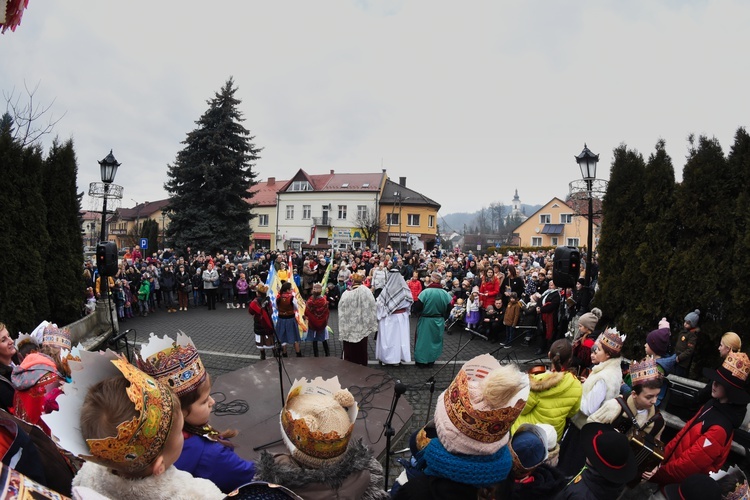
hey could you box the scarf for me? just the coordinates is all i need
[422,439,512,488]
[377,270,412,319]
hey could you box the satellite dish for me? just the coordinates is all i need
[535,228,540,233]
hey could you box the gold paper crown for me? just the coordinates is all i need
[629,356,661,386]
[136,333,206,397]
[723,351,750,385]
[86,358,174,473]
[280,377,358,467]
[444,368,526,444]
[42,324,71,351]
[598,327,625,354]
[726,479,749,500]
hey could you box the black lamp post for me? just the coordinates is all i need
[161,212,167,250]
[574,144,599,287]
[98,150,121,242]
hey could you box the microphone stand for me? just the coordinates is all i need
[253,310,288,452]
[108,328,136,362]
[384,380,407,492]
[423,334,478,426]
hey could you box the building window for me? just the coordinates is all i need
[551,237,558,246]
[567,238,580,247]
[407,214,420,226]
[258,214,269,226]
[302,205,311,219]
[540,214,551,224]
[337,205,347,219]
[286,205,294,220]
[357,205,368,219]
[386,213,399,225]
[560,213,573,224]
[428,215,435,228]
[532,237,542,247]
[290,180,312,191]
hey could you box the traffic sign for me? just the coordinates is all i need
[140,238,148,249]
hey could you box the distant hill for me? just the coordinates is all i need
[438,204,542,234]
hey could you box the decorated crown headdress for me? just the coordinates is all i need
[598,327,626,355]
[135,332,206,397]
[629,356,661,386]
[722,351,750,386]
[42,323,72,351]
[15,321,48,351]
[45,350,175,473]
[280,376,358,468]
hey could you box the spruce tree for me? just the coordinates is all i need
[165,78,261,254]
[593,145,646,341]
[141,219,160,252]
[0,114,50,334]
[43,139,85,325]
[728,128,750,334]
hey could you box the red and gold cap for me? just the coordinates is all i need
[136,332,206,397]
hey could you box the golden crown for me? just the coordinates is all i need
[629,356,661,386]
[598,327,625,354]
[280,377,358,467]
[723,352,750,385]
[85,359,174,473]
[444,369,526,443]
[136,332,206,397]
[42,324,71,351]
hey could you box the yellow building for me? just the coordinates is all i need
[378,177,441,251]
[107,199,171,253]
[511,197,599,250]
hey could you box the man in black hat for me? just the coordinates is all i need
[554,423,636,500]
[652,351,749,487]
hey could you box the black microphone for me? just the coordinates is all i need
[109,329,134,345]
[394,381,407,396]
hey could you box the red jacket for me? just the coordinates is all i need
[407,279,423,302]
[304,295,330,330]
[652,399,742,485]
[479,277,500,309]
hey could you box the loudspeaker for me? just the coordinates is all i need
[96,241,118,277]
[552,246,580,289]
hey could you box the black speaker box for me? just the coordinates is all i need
[552,246,581,289]
[96,241,119,277]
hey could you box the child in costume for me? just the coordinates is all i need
[137,333,256,494]
[45,350,224,500]
[249,284,276,360]
[254,376,389,500]
[464,290,481,330]
[303,283,330,357]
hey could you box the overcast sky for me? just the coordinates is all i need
[2,1,749,218]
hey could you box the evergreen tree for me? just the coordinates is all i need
[728,128,750,331]
[43,139,85,325]
[594,144,646,340]
[141,218,160,252]
[0,113,50,333]
[165,78,261,254]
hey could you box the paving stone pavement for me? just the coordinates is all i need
[113,299,547,486]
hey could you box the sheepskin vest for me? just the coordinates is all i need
[572,356,623,429]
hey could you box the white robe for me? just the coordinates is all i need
[375,297,412,364]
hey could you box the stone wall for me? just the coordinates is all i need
[65,300,118,350]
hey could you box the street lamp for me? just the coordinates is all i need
[98,150,121,242]
[161,212,167,250]
[574,144,599,287]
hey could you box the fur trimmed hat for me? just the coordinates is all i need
[434,354,529,456]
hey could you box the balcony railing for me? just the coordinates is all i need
[312,216,331,227]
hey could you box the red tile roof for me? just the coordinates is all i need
[250,178,288,207]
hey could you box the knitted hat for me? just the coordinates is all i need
[509,424,548,478]
[136,332,207,397]
[280,376,358,468]
[703,351,750,405]
[580,423,636,484]
[578,308,602,332]
[536,423,560,467]
[434,354,529,456]
[430,272,442,283]
[597,327,625,356]
[45,350,175,474]
[630,356,661,386]
[646,327,671,357]
[256,283,269,294]
[684,309,701,328]
[664,474,721,500]
[658,317,670,330]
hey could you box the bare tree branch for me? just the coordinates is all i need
[4,81,66,147]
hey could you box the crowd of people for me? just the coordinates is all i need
[0,244,740,497]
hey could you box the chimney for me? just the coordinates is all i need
[330,169,334,175]
[268,177,275,185]
[399,177,406,187]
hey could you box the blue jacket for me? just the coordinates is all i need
[174,433,255,494]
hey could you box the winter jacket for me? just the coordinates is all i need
[571,356,623,429]
[503,301,521,327]
[407,279,424,302]
[174,432,255,494]
[553,466,627,500]
[479,278,500,309]
[675,327,699,370]
[652,398,746,486]
[511,370,582,440]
